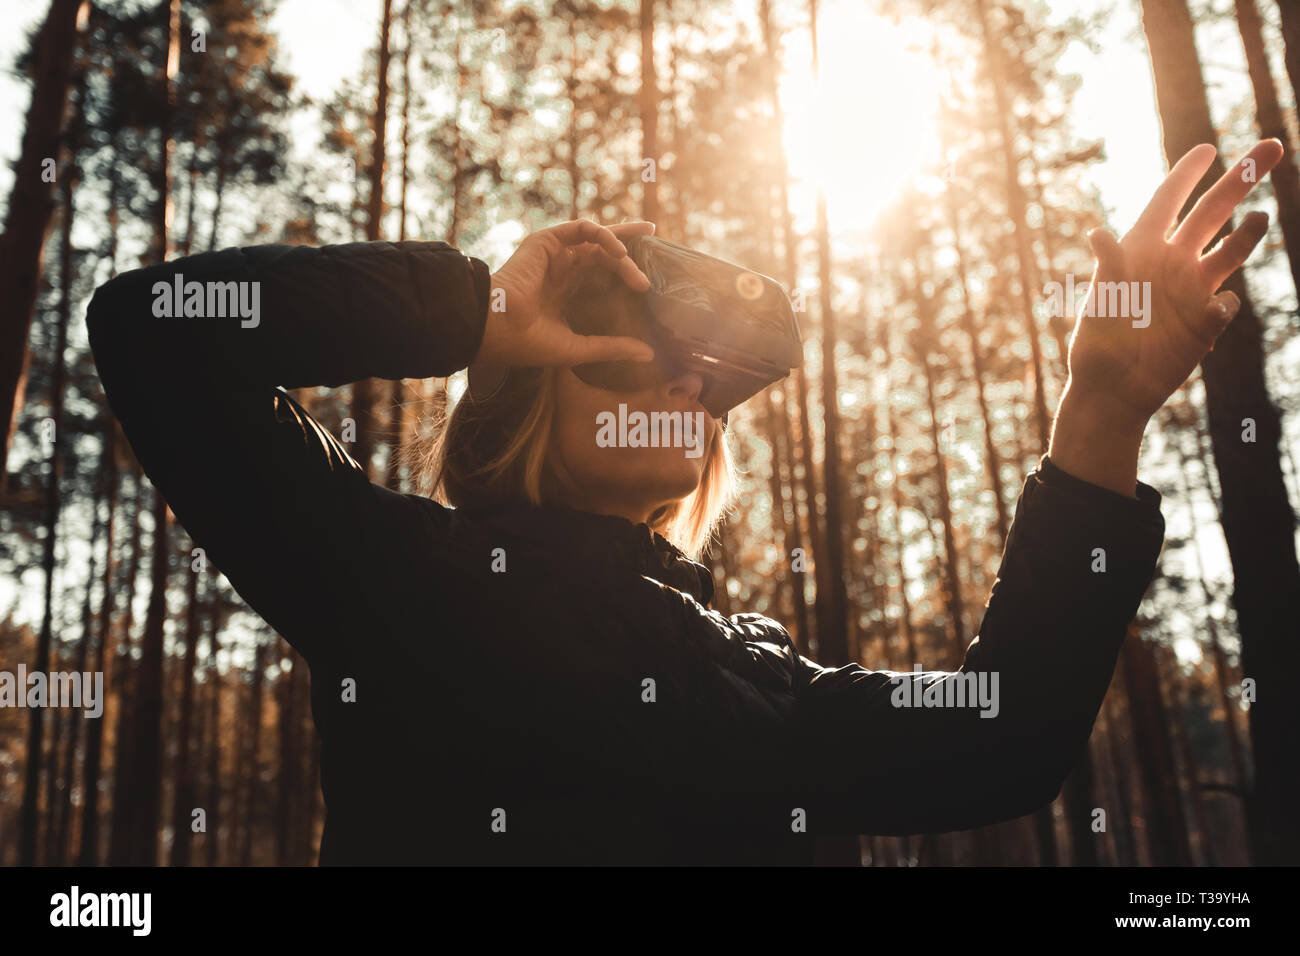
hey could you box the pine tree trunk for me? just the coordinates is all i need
[54,435,107,864]
[366,0,393,238]
[239,639,269,866]
[1158,642,1217,864]
[1274,0,1300,146]
[756,166,811,648]
[19,156,77,865]
[808,0,857,866]
[1097,700,1138,865]
[302,711,321,864]
[807,0,850,670]
[881,366,918,669]
[275,647,297,866]
[1173,431,1251,847]
[117,0,180,865]
[382,0,415,492]
[943,195,1011,549]
[106,463,144,864]
[1121,629,1194,865]
[758,0,825,658]
[207,158,226,252]
[974,0,1051,451]
[1025,150,1073,385]
[352,0,394,478]
[125,487,170,864]
[78,422,116,865]
[640,0,659,222]
[812,190,851,669]
[1235,0,1300,301]
[168,563,203,865]
[399,0,411,244]
[0,0,86,479]
[776,389,813,652]
[921,350,966,657]
[203,612,223,866]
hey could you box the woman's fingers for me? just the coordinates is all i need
[546,219,628,257]
[1188,290,1241,346]
[568,240,651,291]
[1131,143,1216,241]
[561,331,655,366]
[1172,139,1283,253]
[1201,210,1270,291]
[546,220,652,291]
[1088,227,1125,281]
[608,220,656,239]
[613,254,651,291]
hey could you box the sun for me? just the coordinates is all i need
[779,2,944,234]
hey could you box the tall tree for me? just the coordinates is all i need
[1121,630,1194,865]
[105,464,144,864]
[118,0,181,866]
[385,0,416,493]
[238,638,269,866]
[168,561,204,866]
[1274,0,1300,132]
[894,230,968,658]
[808,0,850,670]
[640,0,659,222]
[974,0,1052,451]
[17,82,82,866]
[1235,0,1300,300]
[77,424,117,865]
[758,0,822,657]
[351,0,396,479]
[0,0,87,483]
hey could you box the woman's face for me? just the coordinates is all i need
[552,367,717,523]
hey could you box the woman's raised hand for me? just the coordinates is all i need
[1067,139,1283,427]
[474,219,658,368]
[1049,138,1283,496]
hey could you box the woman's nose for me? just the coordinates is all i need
[666,371,705,404]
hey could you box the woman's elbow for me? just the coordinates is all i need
[986,727,1086,824]
[85,270,155,373]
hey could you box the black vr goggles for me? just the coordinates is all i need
[467,236,803,425]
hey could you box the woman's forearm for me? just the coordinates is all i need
[1047,382,1149,499]
[87,241,491,392]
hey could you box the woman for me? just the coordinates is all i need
[87,140,1281,865]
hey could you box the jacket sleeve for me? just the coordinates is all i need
[790,454,1164,835]
[85,241,491,659]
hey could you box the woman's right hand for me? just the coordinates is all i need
[474,219,658,368]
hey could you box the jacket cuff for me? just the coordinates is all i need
[428,250,491,378]
[1036,453,1163,527]
[469,255,491,349]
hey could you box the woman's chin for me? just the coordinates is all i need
[655,457,708,500]
[612,449,705,504]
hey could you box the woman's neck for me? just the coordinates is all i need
[558,489,654,527]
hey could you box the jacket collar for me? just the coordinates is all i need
[458,501,716,607]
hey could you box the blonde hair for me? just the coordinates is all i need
[409,365,734,560]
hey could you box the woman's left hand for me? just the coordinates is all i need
[1050,138,1283,496]
[1066,139,1283,426]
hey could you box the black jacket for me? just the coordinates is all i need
[85,240,1166,865]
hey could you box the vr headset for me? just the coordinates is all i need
[467,236,803,425]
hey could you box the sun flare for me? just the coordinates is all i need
[779,3,944,233]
